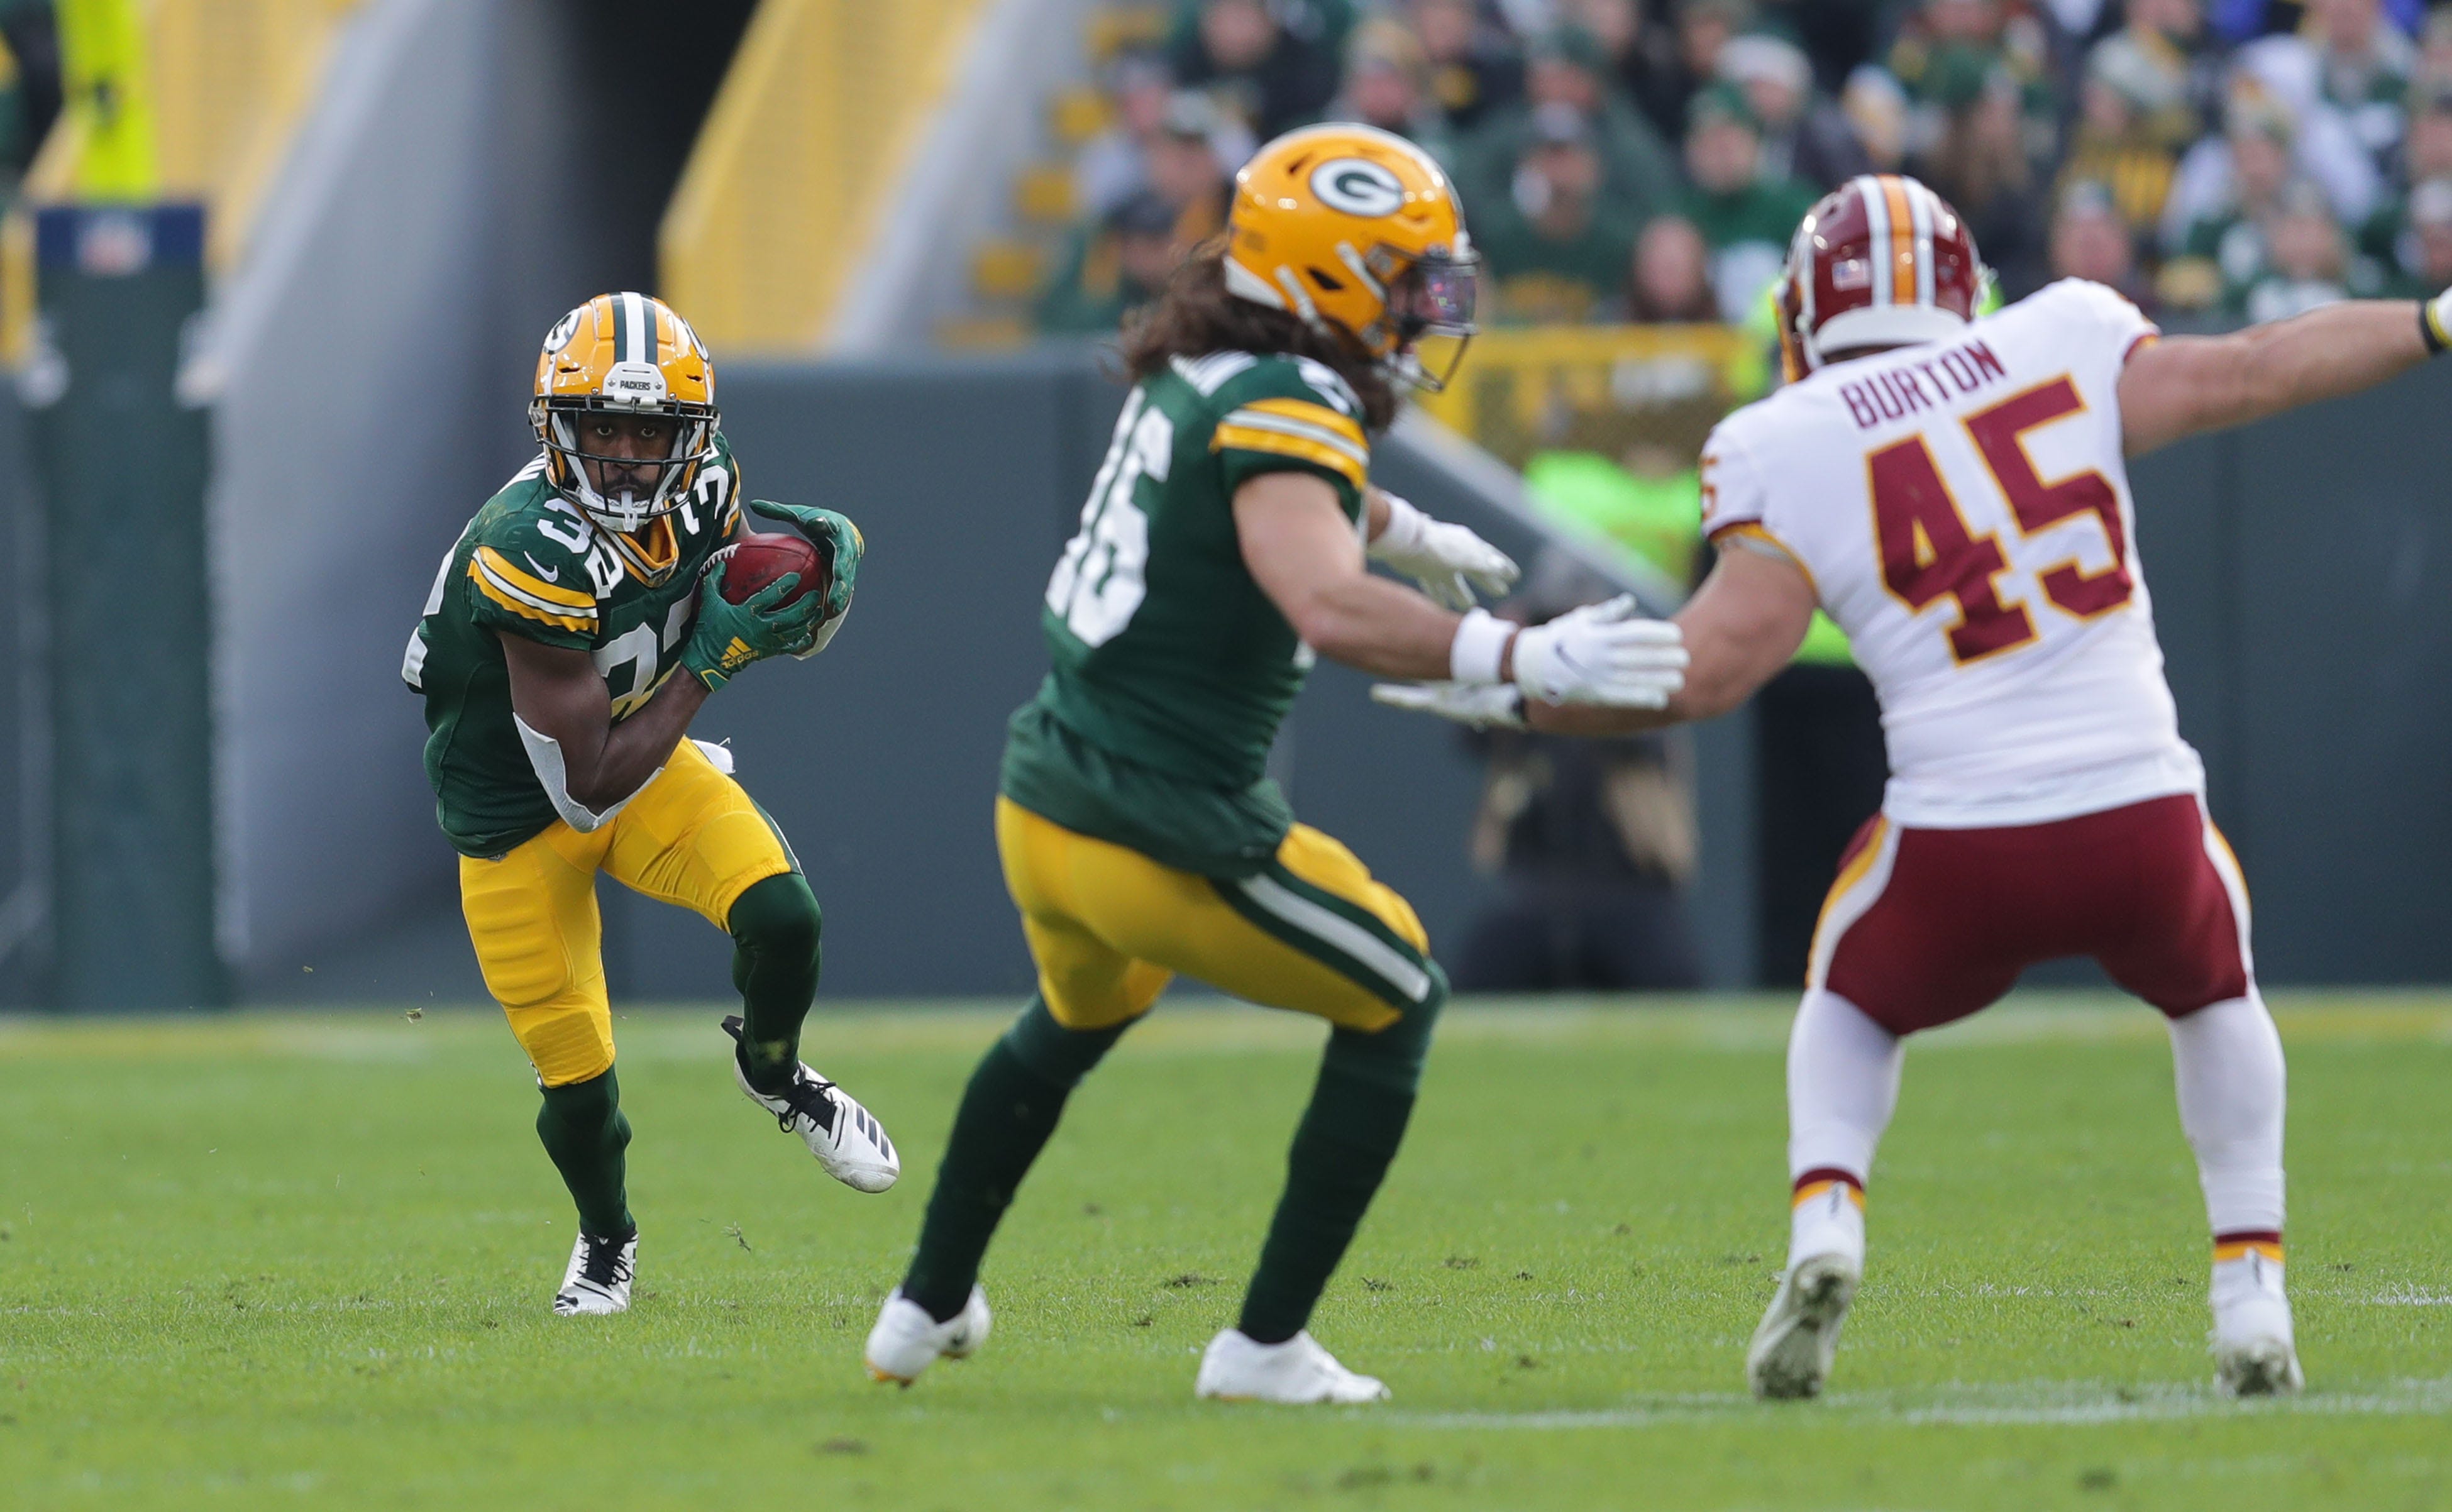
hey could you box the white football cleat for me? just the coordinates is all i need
[721,1015,898,1192]
[2212,1254,2303,1397]
[1194,1329,1390,1404]
[864,1286,991,1384]
[1747,1252,1860,1400]
[552,1229,636,1317]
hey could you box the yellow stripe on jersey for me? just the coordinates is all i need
[1234,397,1367,450]
[470,554,597,633]
[473,545,597,609]
[1218,402,1371,465]
[1213,423,1369,488]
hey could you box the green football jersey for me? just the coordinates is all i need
[405,434,744,858]
[1002,350,1371,878]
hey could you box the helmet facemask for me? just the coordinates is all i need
[1357,241,1479,394]
[531,388,717,535]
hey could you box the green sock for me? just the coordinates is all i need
[536,1068,634,1239]
[1238,973,1446,1345]
[902,996,1128,1322]
[727,872,822,1094]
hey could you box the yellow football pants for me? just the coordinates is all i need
[995,795,1436,1034]
[459,739,795,1087]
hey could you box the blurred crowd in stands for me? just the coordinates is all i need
[1040,0,2452,334]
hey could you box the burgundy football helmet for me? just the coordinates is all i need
[1777,174,1987,378]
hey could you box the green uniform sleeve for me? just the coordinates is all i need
[464,510,601,651]
[1208,355,1372,524]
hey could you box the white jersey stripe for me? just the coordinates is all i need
[1236,874,1434,1005]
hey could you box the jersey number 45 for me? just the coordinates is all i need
[1870,375,2134,665]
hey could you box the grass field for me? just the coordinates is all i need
[3,994,2449,1511]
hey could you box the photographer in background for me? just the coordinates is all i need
[1452,548,1704,994]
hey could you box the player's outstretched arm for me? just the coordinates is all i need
[1235,472,1687,704]
[2120,295,2446,458]
[1527,543,1817,736]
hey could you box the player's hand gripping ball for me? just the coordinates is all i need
[739,499,863,657]
[712,531,830,610]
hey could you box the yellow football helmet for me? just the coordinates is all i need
[529,291,718,533]
[1223,123,1477,390]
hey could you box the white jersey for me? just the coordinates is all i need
[1700,279,2203,829]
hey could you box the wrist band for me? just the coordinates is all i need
[1450,609,1515,684]
[2423,297,2449,356]
[1372,491,1427,555]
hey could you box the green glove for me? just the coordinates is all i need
[680,559,820,692]
[746,499,862,621]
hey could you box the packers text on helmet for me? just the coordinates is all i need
[1223,124,1478,392]
[530,291,718,534]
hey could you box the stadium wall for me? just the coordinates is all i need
[10,334,2452,1000]
[343,350,2452,1005]
[0,389,33,1002]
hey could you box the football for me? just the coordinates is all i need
[712,529,827,608]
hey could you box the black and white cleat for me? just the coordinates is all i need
[720,1015,899,1193]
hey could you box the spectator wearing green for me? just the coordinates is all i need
[1718,29,1870,192]
[1165,0,1349,140]
[1681,84,1818,320]
[1460,25,1681,233]
[1328,16,1457,170]
[1032,190,1183,337]
[1474,104,1642,324]
[2356,84,2452,294]
[2306,0,2414,175]
[1886,0,2055,143]
[1405,0,1524,135]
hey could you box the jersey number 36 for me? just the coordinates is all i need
[1869,375,2134,665]
[1048,390,1174,648]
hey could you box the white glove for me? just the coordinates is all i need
[1450,595,1686,708]
[1371,680,1526,729]
[1368,492,1520,610]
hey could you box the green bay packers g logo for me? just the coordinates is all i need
[1310,158,1407,218]
[543,307,583,355]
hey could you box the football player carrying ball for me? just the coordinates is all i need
[405,292,894,1317]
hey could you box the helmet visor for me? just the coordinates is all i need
[1385,248,1478,392]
